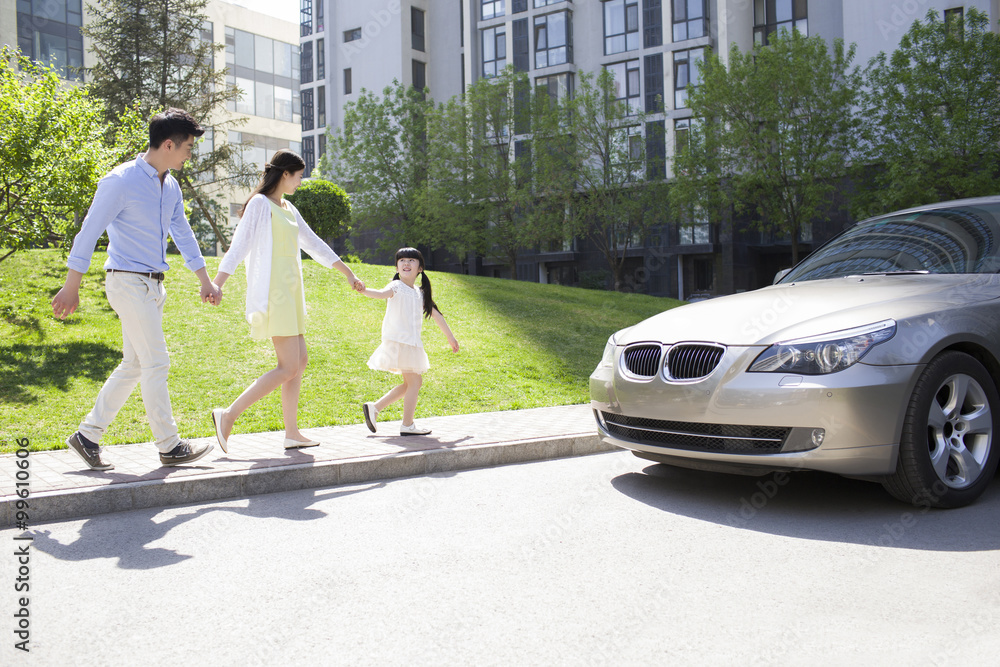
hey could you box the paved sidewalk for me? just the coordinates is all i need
[0,404,608,527]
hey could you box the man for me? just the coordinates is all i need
[52,108,222,470]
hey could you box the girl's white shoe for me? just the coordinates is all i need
[363,402,379,433]
[400,422,431,436]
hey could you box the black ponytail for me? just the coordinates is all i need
[393,247,439,318]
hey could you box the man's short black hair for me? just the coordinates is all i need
[149,108,205,149]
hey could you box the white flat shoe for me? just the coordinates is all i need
[400,423,431,436]
[284,438,320,449]
[363,402,379,433]
[211,408,228,454]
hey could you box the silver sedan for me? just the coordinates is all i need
[591,196,1000,508]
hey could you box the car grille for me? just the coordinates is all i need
[621,343,726,381]
[665,344,725,380]
[622,345,662,377]
[600,412,789,454]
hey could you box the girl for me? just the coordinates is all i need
[361,248,459,435]
[210,149,364,452]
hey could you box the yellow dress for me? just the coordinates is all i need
[250,199,307,339]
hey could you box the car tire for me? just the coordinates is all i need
[882,352,1000,509]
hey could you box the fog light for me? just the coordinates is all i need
[811,429,826,447]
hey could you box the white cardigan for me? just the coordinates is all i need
[218,194,341,333]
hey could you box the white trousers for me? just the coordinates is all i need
[78,272,180,453]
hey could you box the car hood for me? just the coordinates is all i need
[620,274,1000,346]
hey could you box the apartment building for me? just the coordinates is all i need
[4,0,302,246]
[299,0,999,297]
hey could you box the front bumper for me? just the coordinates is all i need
[589,345,922,477]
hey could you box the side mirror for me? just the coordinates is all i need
[773,268,791,284]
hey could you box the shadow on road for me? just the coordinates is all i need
[29,481,388,569]
[611,463,1000,552]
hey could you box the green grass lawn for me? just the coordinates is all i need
[0,248,682,453]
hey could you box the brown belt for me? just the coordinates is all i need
[107,269,165,282]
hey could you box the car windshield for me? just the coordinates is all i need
[780,202,1000,283]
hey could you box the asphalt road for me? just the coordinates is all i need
[4,451,1000,665]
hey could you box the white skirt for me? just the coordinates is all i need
[367,340,430,375]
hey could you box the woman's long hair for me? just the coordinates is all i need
[240,149,306,215]
[393,247,438,319]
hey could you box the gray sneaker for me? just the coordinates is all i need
[66,432,114,471]
[159,440,214,467]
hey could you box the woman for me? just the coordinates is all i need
[211,149,364,451]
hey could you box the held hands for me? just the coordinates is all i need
[350,276,366,292]
[201,281,223,306]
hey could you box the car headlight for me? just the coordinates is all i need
[748,319,896,375]
[598,334,617,369]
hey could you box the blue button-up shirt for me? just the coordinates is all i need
[67,154,207,275]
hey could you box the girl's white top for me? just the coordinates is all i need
[218,193,340,328]
[382,279,424,347]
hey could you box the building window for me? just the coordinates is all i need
[482,26,507,78]
[673,0,708,42]
[301,89,314,131]
[604,0,639,55]
[275,86,293,122]
[316,39,325,78]
[344,68,352,95]
[300,0,313,37]
[644,53,663,113]
[535,73,573,106]
[225,27,300,121]
[275,41,294,77]
[483,0,505,20]
[679,222,710,245]
[643,0,663,48]
[674,118,690,153]
[344,27,362,42]
[646,120,665,179]
[694,257,714,290]
[316,1,325,32]
[753,0,807,46]
[413,60,427,91]
[605,60,642,115]
[255,82,274,119]
[673,47,704,109]
[300,40,313,84]
[303,136,315,177]
[535,12,571,69]
[513,18,530,72]
[16,0,85,80]
[229,131,302,172]
[412,8,426,52]
[944,7,964,36]
[534,0,560,6]
[513,0,528,11]
[317,86,326,127]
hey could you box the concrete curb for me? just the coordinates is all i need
[1,432,611,527]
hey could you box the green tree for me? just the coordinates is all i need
[322,81,432,255]
[425,67,568,276]
[672,31,862,263]
[856,8,1000,216]
[417,92,489,270]
[566,69,663,291]
[0,48,146,262]
[285,178,352,248]
[82,0,256,250]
